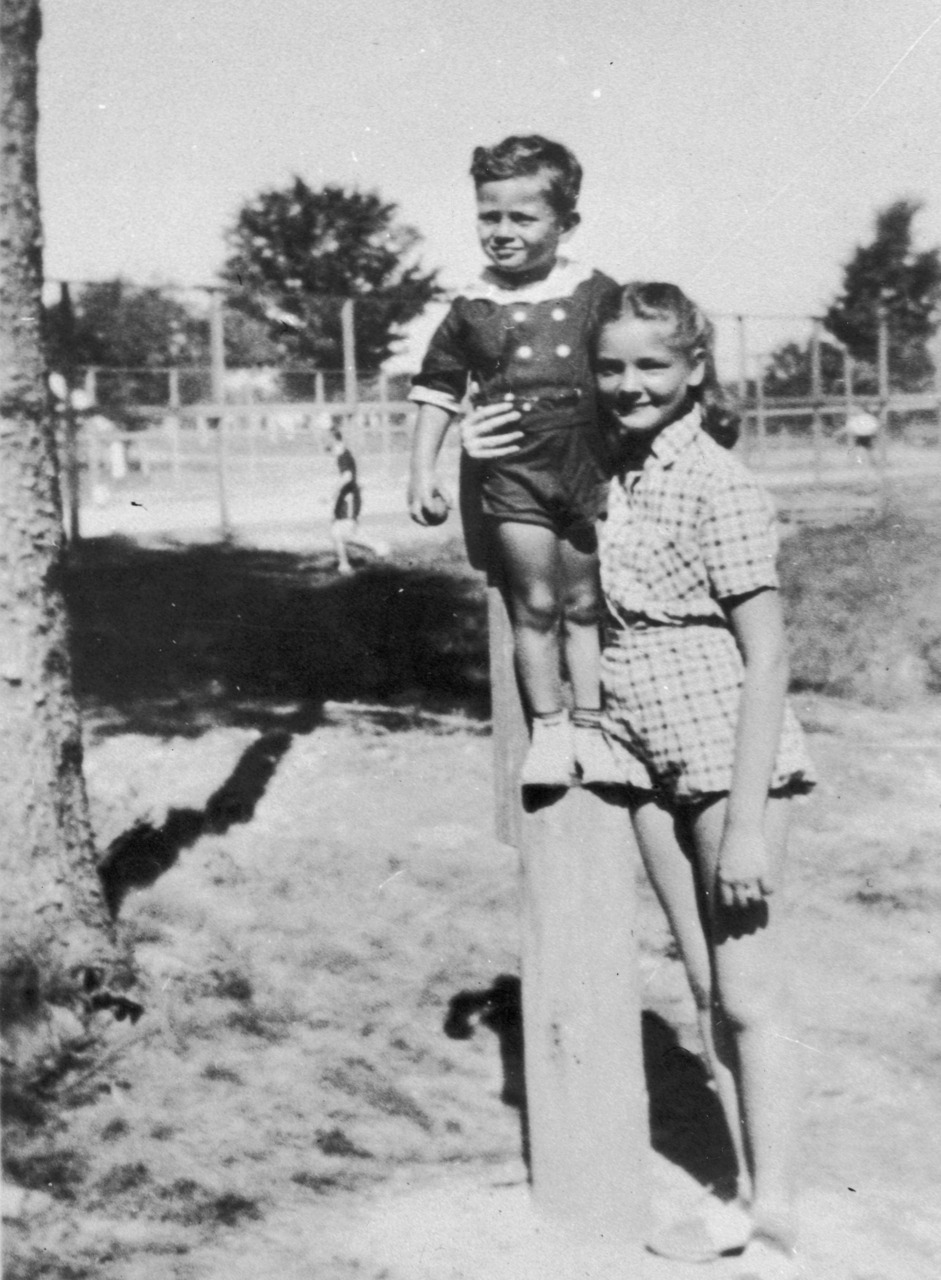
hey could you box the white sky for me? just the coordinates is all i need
[37,0,941,370]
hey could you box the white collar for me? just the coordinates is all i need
[457,258,595,305]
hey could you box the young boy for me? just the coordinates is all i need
[329,426,388,574]
[408,134,622,785]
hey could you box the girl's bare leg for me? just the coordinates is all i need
[691,794,798,1251]
[493,521,563,714]
[632,798,751,1203]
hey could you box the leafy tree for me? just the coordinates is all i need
[825,198,941,391]
[1,0,136,1075]
[44,278,208,371]
[761,339,856,399]
[762,199,940,397]
[44,279,287,381]
[221,179,441,372]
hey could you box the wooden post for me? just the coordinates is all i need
[755,355,767,465]
[341,298,357,412]
[480,497,647,1249]
[843,349,854,460]
[809,319,824,479]
[737,314,749,457]
[209,289,230,538]
[876,304,890,469]
[167,368,181,487]
[875,304,891,508]
[378,368,392,474]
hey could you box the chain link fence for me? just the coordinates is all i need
[56,351,941,542]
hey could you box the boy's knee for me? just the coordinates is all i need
[564,598,602,627]
[514,588,562,632]
[563,587,602,628]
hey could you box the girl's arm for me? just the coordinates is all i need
[719,586,789,908]
[460,402,523,458]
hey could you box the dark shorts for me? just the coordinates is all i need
[480,421,609,533]
[333,483,362,521]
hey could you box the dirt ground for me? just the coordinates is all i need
[4,498,941,1279]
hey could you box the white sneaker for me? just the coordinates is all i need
[520,713,575,787]
[574,725,625,785]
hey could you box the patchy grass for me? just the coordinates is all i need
[781,507,941,706]
[5,496,941,1278]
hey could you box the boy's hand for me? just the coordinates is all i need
[408,480,450,526]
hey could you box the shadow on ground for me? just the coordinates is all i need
[444,977,737,1194]
[64,535,490,740]
[98,723,311,916]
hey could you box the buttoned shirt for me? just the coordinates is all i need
[599,407,779,628]
[410,259,619,432]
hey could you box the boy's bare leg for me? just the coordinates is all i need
[346,524,389,559]
[493,520,576,783]
[331,521,353,574]
[558,529,624,782]
[492,520,563,713]
[558,528,602,709]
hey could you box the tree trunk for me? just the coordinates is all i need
[0,0,135,1053]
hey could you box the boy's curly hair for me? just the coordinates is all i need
[597,281,741,448]
[470,135,582,221]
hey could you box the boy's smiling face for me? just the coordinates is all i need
[475,172,575,279]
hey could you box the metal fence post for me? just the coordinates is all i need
[209,289,231,538]
[810,319,824,480]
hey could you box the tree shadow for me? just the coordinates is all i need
[98,713,317,916]
[64,535,490,740]
[442,979,737,1195]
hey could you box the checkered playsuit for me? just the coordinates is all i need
[599,408,816,802]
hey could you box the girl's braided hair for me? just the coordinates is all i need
[597,281,740,448]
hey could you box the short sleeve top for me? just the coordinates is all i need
[333,447,361,520]
[599,408,780,628]
[410,259,619,431]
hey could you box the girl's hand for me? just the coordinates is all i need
[716,824,775,910]
[461,402,523,459]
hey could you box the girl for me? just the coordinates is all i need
[408,135,622,787]
[463,282,815,1278]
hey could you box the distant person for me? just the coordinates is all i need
[407,134,622,785]
[846,403,879,464]
[463,282,816,1277]
[328,426,389,575]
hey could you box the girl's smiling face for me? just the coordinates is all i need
[595,315,705,439]
[475,173,575,279]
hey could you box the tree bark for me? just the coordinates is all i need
[0,0,135,1048]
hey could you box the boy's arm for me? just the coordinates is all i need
[408,403,455,525]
